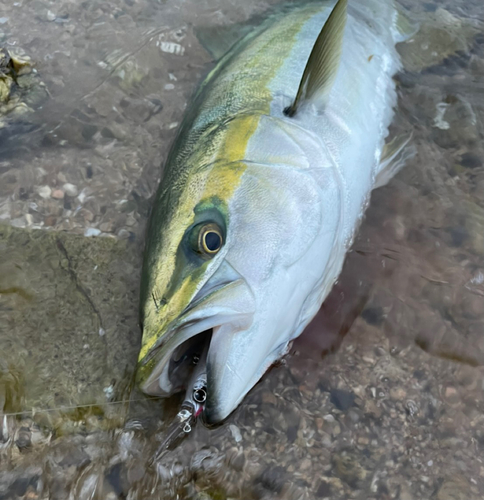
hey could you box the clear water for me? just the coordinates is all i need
[1,0,484,498]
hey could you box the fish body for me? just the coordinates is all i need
[137,0,410,423]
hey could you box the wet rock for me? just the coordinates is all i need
[0,224,141,422]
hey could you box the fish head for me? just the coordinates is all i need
[137,131,340,424]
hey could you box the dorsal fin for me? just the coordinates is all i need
[285,0,348,117]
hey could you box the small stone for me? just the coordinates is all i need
[44,216,57,227]
[321,433,332,447]
[46,10,56,21]
[51,189,64,199]
[315,417,324,430]
[390,387,407,401]
[63,183,78,197]
[300,458,312,471]
[79,209,94,222]
[84,228,101,237]
[261,392,277,405]
[347,409,361,423]
[117,229,131,239]
[99,221,114,232]
[37,185,51,199]
[229,424,242,443]
[126,214,137,226]
[443,386,460,406]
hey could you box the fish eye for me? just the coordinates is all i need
[193,223,223,256]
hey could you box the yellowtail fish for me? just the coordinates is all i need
[137,0,413,424]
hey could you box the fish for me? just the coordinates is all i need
[136,0,414,424]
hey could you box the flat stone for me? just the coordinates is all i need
[0,224,141,428]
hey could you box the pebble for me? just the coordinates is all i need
[443,386,460,406]
[46,10,56,21]
[63,183,78,197]
[300,458,312,471]
[229,424,242,443]
[390,387,407,401]
[117,229,131,239]
[99,221,114,232]
[37,185,52,199]
[84,228,101,237]
[51,189,65,199]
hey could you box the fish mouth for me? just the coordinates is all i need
[137,265,256,407]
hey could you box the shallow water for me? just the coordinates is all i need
[1,0,484,499]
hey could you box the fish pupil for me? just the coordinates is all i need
[204,231,221,252]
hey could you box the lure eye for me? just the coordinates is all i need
[193,223,224,256]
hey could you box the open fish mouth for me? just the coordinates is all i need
[137,273,256,411]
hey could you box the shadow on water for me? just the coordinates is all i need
[1,0,484,498]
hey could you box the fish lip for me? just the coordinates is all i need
[202,337,291,425]
[137,279,250,396]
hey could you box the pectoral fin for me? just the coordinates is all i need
[285,0,347,117]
